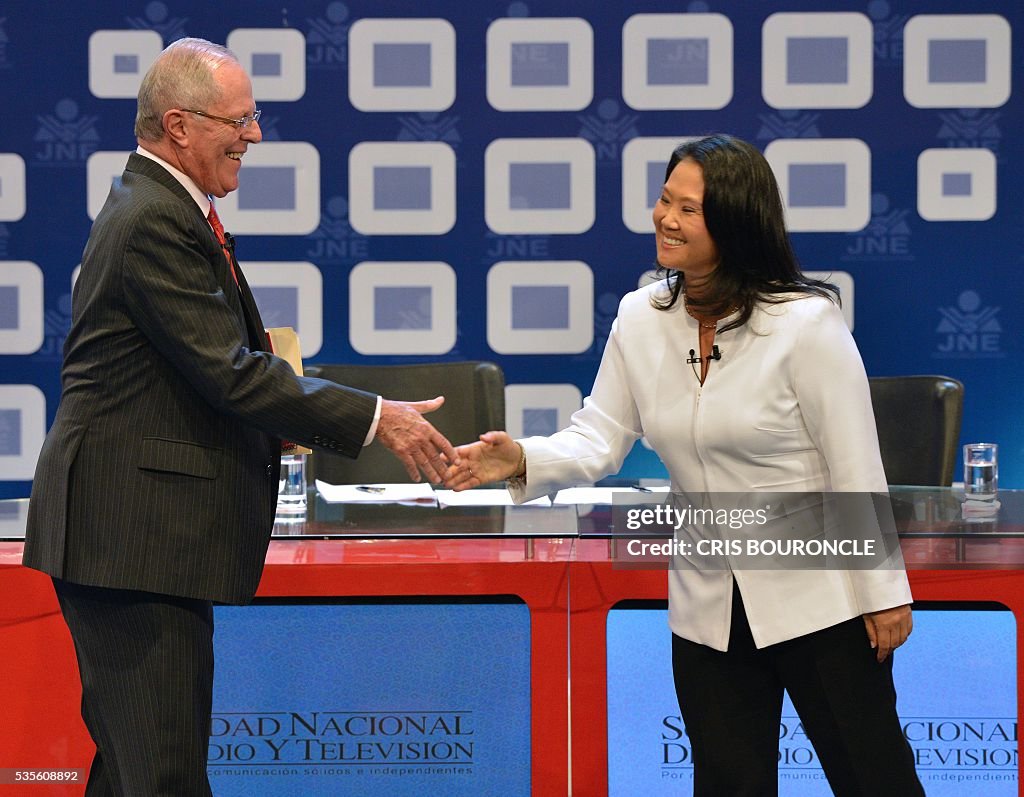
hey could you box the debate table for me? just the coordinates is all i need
[1,488,1021,796]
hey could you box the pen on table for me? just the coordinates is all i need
[632,484,652,493]
[356,485,386,494]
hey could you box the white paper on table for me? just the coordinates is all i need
[314,480,437,505]
[434,489,551,508]
[553,486,670,505]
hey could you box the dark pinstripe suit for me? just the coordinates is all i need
[24,153,377,794]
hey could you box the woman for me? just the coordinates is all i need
[446,134,923,795]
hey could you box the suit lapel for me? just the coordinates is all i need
[124,153,265,349]
[229,247,269,351]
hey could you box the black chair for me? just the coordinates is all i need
[304,361,506,484]
[868,375,964,487]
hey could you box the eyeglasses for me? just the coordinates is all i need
[181,108,262,129]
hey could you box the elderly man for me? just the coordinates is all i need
[24,38,455,795]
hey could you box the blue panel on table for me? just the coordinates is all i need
[607,605,1016,796]
[211,601,531,796]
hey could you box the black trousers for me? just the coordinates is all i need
[53,578,215,797]
[672,584,924,796]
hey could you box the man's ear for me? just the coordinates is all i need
[163,109,189,147]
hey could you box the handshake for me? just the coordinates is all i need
[376,396,523,489]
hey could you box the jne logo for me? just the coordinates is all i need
[578,99,640,164]
[868,0,910,63]
[33,99,100,166]
[841,194,912,262]
[934,290,1003,359]
[397,112,462,147]
[124,1,189,43]
[754,110,822,142]
[306,197,369,265]
[305,2,350,69]
[936,109,1002,154]
[482,231,551,261]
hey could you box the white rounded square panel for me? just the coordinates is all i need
[487,261,593,354]
[762,13,873,109]
[227,28,307,102]
[0,154,26,222]
[237,261,323,357]
[348,142,456,236]
[349,18,456,112]
[485,139,594,235]
[349,261,456,355]
[917,148,996,222]
[764,139,872,232]
[0,385,46,480]
[89,30,163,99]
[904,15,1011,108]
[0,261,44,355]
[622,14,733,110]
[487,17,593,111]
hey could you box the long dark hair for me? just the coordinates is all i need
[652,134,838,332]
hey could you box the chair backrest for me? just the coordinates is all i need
[868,375,964,487]
[304,361,506,484]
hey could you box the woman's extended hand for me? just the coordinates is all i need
[444,431,522,491]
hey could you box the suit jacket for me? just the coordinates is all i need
[24,153,378,604]
[511,281,913,650]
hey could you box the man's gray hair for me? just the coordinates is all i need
[135,38,239,142]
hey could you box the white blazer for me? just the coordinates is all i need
[511,280,912,650]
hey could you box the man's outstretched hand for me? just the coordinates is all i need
[375,396,458,483]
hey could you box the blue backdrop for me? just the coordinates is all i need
[1,0,1021,498]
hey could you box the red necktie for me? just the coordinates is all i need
[207,203,239,286]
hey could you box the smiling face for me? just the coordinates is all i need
[175,62,261,198]
[652,158,719,291]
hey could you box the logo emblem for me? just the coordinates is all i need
[936,109,1002,153]
[396,112,462,147]
[867,0,910,63]
[934,290,1003,359]
[306,196,369,265]
[755,110,822,142]
[33,99,100,167]
[125,1,189,42]
[578,99,640,163]
[305,2,350,69]
[841,194,912,262]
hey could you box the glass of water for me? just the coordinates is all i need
[277,453,308,520]
[963,443,998,500]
